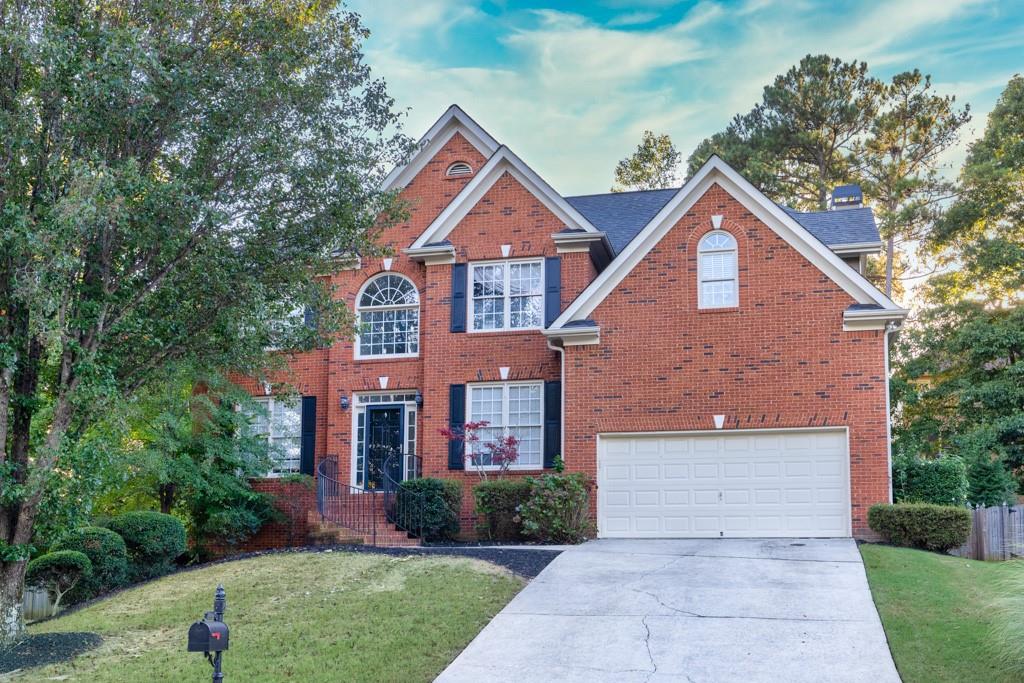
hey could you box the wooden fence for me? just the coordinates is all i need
[950,504,1024,561]
[22,586,54,621]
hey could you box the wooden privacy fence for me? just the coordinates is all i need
[950,504,1024,561]
[22,586,54,621]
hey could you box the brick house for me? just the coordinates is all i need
[235,105,908,548]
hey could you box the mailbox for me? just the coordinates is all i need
[188,614,229,653]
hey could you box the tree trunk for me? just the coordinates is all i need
[885,233,895,298]
[159,483,176,515]
[0,560,27,649]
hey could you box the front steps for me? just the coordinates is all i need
[306,510,422,547]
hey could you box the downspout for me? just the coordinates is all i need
[883,320,901,503]
[546,338,566,461]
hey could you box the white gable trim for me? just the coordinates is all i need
[551,156,905,329]
[382,105,500,191]
[410,146,606,250]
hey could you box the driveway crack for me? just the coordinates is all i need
[641,614,658,682]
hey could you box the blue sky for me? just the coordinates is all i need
[349,0,1022,195]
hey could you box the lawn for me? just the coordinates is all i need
[10,551,523,682]
[860,543,1023,683]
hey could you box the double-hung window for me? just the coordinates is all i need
[697,231,739,308]
[467,382,543,468]
[470,260,543,331]
[247,397,302,476]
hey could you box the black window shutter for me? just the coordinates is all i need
[300,396,316,475]
[451,263,467,332]
[544,256,561,327]
[543,380,561,468]
[448,384,466,470]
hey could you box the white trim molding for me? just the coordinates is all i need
[382,105,499,191]
[409,146,609,252]
[552,230,607,254]
[830,241,884,255]
[843,307,909,331]
[403,242,456,265]
[542,324,600,346]
[549,156,906,331]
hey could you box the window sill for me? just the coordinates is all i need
[353,354,420,363]
[465,329,545,337]
[697,306,740,314]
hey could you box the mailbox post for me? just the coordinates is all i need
[187,584,229,682]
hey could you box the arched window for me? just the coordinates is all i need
[356,274,419,357]
[698,231,738,308]
[446,161,473,177]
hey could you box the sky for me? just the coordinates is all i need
[347,0,1022,196]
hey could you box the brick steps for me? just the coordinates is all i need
[306,510,421,547]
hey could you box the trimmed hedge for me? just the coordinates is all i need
[53,526,128,603]
[26,550,93,615]
[519,473,594,544]
[868,503,972,552]
[892,454,968,506]
[396,478,462,541]
[106,511,187,582]
[474,479,532,542]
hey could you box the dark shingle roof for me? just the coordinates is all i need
[565,189,881,254]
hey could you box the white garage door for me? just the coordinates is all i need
[598,430,850,538]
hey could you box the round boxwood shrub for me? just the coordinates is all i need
[867,503,971,552]
[53,526,128,603]
[106,511,187,582]
[474,479,532,542]
[396,478,462,541]
[26,550,93,616]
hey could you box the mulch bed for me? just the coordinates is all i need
[0,632,103,674]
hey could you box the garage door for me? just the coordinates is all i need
[598,430,850,538]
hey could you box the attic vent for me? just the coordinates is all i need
[446,162,473,178]
[830,184,863,210]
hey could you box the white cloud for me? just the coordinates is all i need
[607,11,659,27]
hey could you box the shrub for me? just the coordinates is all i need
[519,473,594,544]
[867,503,971,552]
[25,550,93,616]
[396,478,462,541]
[474,479,532,542]
[892,454,969,506]
[106,511,187,582]
[53,526,128,603]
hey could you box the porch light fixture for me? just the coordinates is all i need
[415,391,423,407]
[340,395,350,410]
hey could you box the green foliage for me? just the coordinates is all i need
[960,431,1018,507]
[473,479,532,542]
[396,479,462,542]
[25,551,93,615]
[612,131,681,191]
[519,474,594,544]
[892,454,968,506]
[990,564,1024,676]
[868,503,971,552]
[53,527,129,603]
[105,512,186,582]
[0,540,33,562]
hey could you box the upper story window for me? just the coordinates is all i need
[247,397,301,476]
[470,259,543,332]
[697,231,738,309]
[446,161,473,177]
[356,274,419,358]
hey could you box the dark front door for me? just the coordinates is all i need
[365,405,403,490]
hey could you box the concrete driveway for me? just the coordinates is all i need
[437,538,900,683]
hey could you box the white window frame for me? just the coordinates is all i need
[697,230,739,309]
[248,396,302,477]
[465,381,544,470]
[468,258,545,333]
[355,274,420,359]
[349,392,419,489]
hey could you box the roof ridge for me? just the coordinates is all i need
[567,187,680,200]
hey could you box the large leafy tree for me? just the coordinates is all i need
[892,76,1024,504]
[612,130,682,192]
[0,0,409,644]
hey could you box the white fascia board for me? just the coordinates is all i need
[382,105,500,191]
[831,241,883,255]
[542,325,601,346]
[409,146,605,250]
[842,307,909,331]
[551,156,904,329]
[403,243,456,265]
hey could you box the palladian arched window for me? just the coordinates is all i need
[698,231,739,309]
[356,274,419,358]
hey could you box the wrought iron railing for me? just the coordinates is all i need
[316,457,381,545]
[381,452,424,536]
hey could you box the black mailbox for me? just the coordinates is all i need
[188,615,229,653]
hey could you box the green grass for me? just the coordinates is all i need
[13,551,523,682]
[860,543,1023,683]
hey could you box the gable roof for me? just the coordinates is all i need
[549,156,906,331]
[409,145,608,251]
[382,105,500,191]
[565,189,881,254]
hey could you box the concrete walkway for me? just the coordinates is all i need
[437,538,900,683]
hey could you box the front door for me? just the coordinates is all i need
[365,405,404,490]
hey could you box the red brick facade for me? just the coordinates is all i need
[234,111,894,548]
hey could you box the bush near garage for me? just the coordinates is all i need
[519,473,594,544]
[474,479,532,542]
[105,511,187,582]
[52,526,129,603]
[892,454,969,506]
[868,503,971,552]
